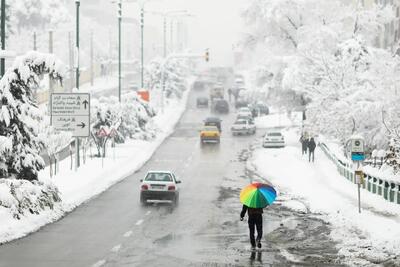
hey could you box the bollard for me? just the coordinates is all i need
[367,175,372,192]
[383,181,390,200]
[377,179,383,196]
[389,183,396,203]
[372,177,377,194]
[397,184,400,205]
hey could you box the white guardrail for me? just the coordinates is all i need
[319,143,400,205]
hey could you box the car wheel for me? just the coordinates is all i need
[173,194,179,206]
[140,194,147,205]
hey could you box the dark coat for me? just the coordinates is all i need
[240,205,263,219]
[308,138,316,152]
[300,137,308,151]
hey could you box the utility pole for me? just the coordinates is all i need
[163,16,167,58]
[1,0,6,78]
[118,0,122,102]
[170,19,173,53]
[140,5,144,89]
[75,0,80,170]
[49,31,54,112]
[68,31,74,92]
[33,32,37,51]
[90,30,94,86]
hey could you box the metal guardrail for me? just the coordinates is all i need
[319,143,400,205]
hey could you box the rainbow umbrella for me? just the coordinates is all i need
[240,182,277,208]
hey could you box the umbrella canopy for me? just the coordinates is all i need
[240,182,277,208]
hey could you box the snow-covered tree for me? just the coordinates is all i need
[90,94,156,157]
[0,51,64,181]
[13,0,71,32]
[144,57,190,99]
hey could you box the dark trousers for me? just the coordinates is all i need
[309,150,315,162]
[248,214,263,246]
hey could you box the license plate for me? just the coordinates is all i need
[151,185,165,189]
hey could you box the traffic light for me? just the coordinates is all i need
[205,49,210,62]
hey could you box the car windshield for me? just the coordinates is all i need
[145,173,173,182]
[203,126,218,131]
[268,133,282,137]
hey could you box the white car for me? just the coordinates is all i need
[140,171,181,205]
[237,107,252,118]
[231,119,256,135]
[263,131,285,148]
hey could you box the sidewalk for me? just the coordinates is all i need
[249,117,400,264]
[0,79,192,243]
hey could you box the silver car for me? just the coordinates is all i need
[263,131,285,148]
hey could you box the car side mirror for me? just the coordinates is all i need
[176,180,182,184]
[140,179,143,182]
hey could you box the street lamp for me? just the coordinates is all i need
[1,0,6,78]
[118,0,122,102]
[75,0,80,170]
[146,10,191,58]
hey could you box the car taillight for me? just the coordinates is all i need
[168,185,176,191]
[141,184,148,190]
[214,133,218,137]
[201,133,205,137]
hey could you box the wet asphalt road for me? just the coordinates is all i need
[0,87,344,266]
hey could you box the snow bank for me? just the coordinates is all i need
[0,178,62,243]
[251,129,400,264]
[0,77,193,243]
[255,111,302,129]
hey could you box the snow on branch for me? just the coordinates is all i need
[0,51,65,181]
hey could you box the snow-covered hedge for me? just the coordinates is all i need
[0,178,61,220]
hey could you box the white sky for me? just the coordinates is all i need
[126,0,247,66]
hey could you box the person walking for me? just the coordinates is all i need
[308,137,316,162]
[240,205,263,249]
[299,134,308,155]
[227,88,232,102]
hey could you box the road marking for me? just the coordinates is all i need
[123,230,133,237]
[92,260,106,267]
[135,219,144,226]
[145,211,151,216]
[111,244,122,253]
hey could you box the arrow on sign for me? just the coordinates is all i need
[83,100,89,109]
[77,122,86,128]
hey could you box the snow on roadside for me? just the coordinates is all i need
[255,112,302,129]
[0,79,192,244]
[249,115,400,265]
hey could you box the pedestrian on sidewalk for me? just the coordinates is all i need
[299,134,308,155]
[240,205,263,249]
[228,88,232,102]
[308,137,316,162]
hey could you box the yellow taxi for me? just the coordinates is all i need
[200,126,220,144]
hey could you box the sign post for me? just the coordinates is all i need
[51,93,90,171]
[350,136,365,213]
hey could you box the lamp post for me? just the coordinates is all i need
[1,0,6,78]
[140,4,144,89]
[118,0,122,102]
[75,0,80,170]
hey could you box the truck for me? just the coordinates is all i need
[210,87,224,102]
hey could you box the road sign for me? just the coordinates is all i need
[51,93,90,137]
[350,137,365,161]
[355,170,364,184]
[96,128,109,138]
[109,128,118,138]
